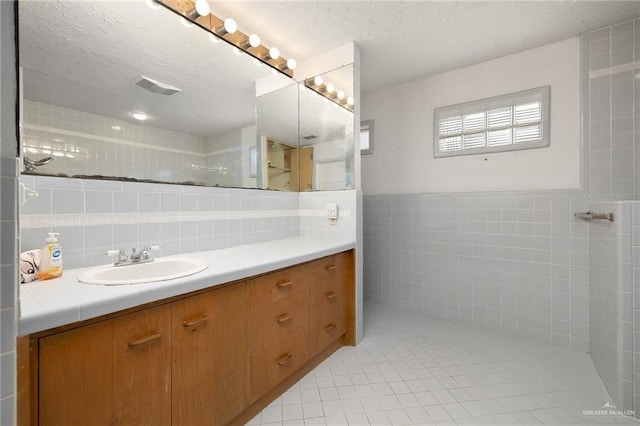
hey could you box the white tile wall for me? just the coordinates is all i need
[22,99,255,188]
[299,190,357,241]
[587,18,640,201]
[363,190,591,352]
[632,202,640,416]
[19,175,299,268]
[1,2,17,423]
[589,201,634,411]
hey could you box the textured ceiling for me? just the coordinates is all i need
[211,1,640,92]
[19,0,283,137]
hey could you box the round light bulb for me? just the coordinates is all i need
[224,18,237,34]
[194,0,210,16]
[269,47,280,60]
[337,90,345,100]
[326,83,335,93]
[248,34,261,48]
[131,112,148,121]
[347,97,354,106]
[314,76,323,86]
[286,58,297,70]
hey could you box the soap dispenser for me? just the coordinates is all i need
[38,232,63,281]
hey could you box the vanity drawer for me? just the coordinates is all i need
[249,289,309,354]
[310,251,351,281]
[310,274,347,321]
[249,265,308,307]
[308,304,346,359]
[250,327,308,403]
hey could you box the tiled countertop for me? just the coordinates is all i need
[19,236,355,336]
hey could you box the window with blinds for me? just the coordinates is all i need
[433,86,550,158]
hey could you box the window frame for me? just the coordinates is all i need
[360,120,374,155]
[433,86,550,158]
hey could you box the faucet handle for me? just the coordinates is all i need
[106,248,126,257]
[106,248,128,263]
[139,245,160,260]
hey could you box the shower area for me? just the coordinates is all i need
[584,18,640,416]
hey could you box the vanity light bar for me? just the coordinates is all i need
[304,78,354,112]
[156,0,295,78]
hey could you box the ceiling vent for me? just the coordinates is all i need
[134,76,182,96]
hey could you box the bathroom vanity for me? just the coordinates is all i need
[17,239,355,425]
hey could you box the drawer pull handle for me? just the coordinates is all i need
[276,353,293,366]
[325,291,337,299]
[128,332,161,347]
[277,313,292,323]
[325,265,337,271]
[276,280,292,288]
[325,323,337,332]
[182,314,209,328]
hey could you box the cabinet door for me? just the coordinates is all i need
[172,283,247,425]
[307,303,347,359]
[249,287,309,354]
[250,326,308,403]
[39,305,172,426]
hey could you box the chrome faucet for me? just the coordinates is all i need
[24,156,53,172]
[106,246,160,267]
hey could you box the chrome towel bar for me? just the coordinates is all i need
[574,211,614,222]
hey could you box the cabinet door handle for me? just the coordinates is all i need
[277,313,292,323]
[325,323,337,332]
[128,332,161,347]
[325,291,337,299]
[276,353,293,366]
[276,280,292,288]
[182,314,209,328]
[325,265,337,271]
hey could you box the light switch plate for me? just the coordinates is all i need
[327,203,338,220]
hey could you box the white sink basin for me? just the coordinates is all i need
[78,258,208,285]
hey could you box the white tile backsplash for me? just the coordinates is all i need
[20,176,300,268]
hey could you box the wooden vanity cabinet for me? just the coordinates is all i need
[248,264,310,402]
[308,253,350,360]
[171,283,246,425]
[35,285,246,426]
[38,305,172,426]
[20,251,354,426]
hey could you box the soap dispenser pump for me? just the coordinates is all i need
[38,232,63,281]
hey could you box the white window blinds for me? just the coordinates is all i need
[433,86,550,158]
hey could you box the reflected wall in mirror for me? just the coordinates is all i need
[256,83,300,191]
[18,0,290,189]
[299,65,355,191]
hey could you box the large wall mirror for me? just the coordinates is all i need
[18,0,290,189]
[18,0,355,192]
[299,66,355,191]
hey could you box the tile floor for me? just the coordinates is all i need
[248,305,639,425]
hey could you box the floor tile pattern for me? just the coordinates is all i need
[249,305,639,425]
